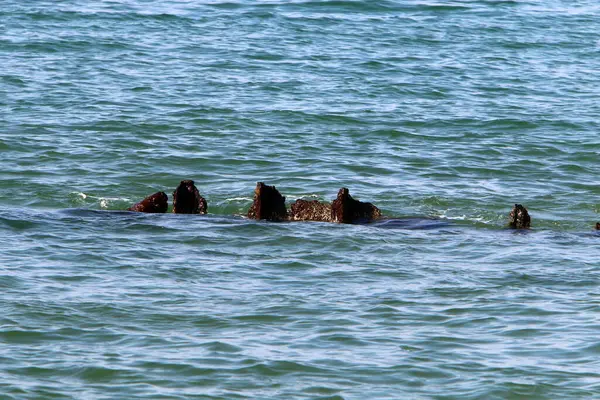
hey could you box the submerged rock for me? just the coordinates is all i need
[289,199,332,222]
[128,191,168,213]
[173,180,207,214]
[331,188,382,224]
[508,204,531,229]
[247,182,287,221]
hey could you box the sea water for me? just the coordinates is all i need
[2,1,600,398]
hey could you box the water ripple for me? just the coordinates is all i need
[3,0,600,398]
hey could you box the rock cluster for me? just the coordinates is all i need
[128,180,207,215]
[126,180,589,230]
[128,180,383,224]
[247,182,381,224]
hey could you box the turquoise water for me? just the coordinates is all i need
[2,1,600,398]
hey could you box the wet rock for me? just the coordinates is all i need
[128,191,168,213]
[173,180,207,214]
[595,222,600,230]
[289,199,332,222]
[247,182,287,221]
[508,204,530,229]
[331,188,382,224]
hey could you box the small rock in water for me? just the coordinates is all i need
[331,188,382,224]
[247,182,287,221]
[173,180,207,214]
[128,191,168,213]
[508,204,531,229]
[595,222,600,230]
[289,199,332,222]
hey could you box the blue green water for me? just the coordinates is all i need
[2,1,600,398]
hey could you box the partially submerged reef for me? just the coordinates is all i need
[127,180,382,224]
[247,183,381,223]
[172,180,207,214]
[508,204,531,229]
[127,191,168,213]
[127,180,207,215]
[331,187,382,224]
[124,179,597,230]
[247,182,288,222]
[289,199,332,222]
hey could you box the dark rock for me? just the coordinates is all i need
[128,191,168,213]
[508,204,530,229]
[289,199,332,222]
[331,188,382,224]
[595,222,600,230]
[247,182,287,221]
[173,180,207,214]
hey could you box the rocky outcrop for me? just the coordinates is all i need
[173,180,207,214]
[247,182,287,221]
[331,188,382,224]
[128,191,168,213]
[289,199,332,222]
[284,188,382,223]
[508,204,530,229]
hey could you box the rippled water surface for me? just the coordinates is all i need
[2,1,600,398]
